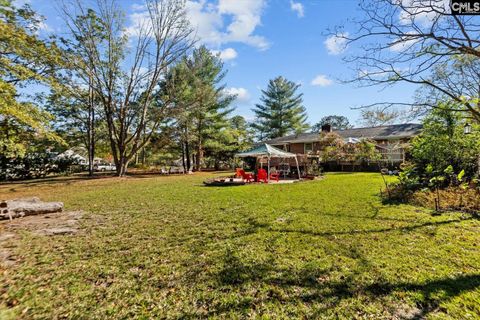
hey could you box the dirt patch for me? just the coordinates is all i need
[0,210,84,268]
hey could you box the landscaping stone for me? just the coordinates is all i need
[0,197,63,220]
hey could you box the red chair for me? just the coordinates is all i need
[238,169,254,183]
[270,171,279,182]
[257,168,268,183]
[235,168,243,178]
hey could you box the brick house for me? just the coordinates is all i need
[262,123,423,170]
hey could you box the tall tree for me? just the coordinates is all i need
[161,46,235,171]
[159,59,195,172]
[61,0,194,176]
[188,46,235,170]
[0,0,63,157]
[311,115,352,132]
[51,8,108,175]
[252,76,309,139]
[334,0,480,122]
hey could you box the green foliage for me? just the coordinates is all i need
[311,115,352,132]
[360,107,400,127]
[0,152,77,180]
[318,132,381,163]
[410,106,480,185]
[0,0,63,157]
[251,76,309,139]
[160,46,249,170]
[384,106,480,205]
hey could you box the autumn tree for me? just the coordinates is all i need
[0,0,63,158]
[61,0,194,176]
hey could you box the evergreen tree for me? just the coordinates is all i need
[251,76,309,139]
[185,46,235,170]
[160,46,236,171]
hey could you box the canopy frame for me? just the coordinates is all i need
[235,143,301,181]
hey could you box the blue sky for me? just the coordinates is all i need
[25,0,418,127]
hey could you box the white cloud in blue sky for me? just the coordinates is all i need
[311,75,333,87]
[126,0,269,50]
[212,47,238,61]
[187,0,269,50]
[324,33,348,55]
[223,87,251,105]
[290,1,304,18]
[24,0,420,124]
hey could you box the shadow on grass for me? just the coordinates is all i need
[206,245,480,319]
[0,173,117,190]
[271,217,471,237]
[0,172,197,191]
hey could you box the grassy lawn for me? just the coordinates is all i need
[1,172,479,319]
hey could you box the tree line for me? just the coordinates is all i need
[0,0,355,179]
[3,0,480,180]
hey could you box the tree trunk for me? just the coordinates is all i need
[185,142,191,172]
[87,75,95,176]
[195,119,203,171]
[117,155,129,176]
[181,141,186,173]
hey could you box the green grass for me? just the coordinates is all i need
[1,172,479,319]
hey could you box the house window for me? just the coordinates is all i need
[304,143,313,153]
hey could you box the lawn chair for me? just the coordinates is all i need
[257,168,268,183]
[235,168,243,178]
[238,169,254,183]
[269,167,279,182]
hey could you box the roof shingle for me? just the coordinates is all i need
[263,123,423,145]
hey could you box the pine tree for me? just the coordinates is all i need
[251,76,309,139]
[160,46,236,171]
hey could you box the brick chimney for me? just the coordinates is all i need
[321,124,332,133]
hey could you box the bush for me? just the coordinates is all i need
[409,107,480,184]
[0,153,78,181]
[382,107,480,212]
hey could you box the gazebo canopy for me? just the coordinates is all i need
[235,143,297,158]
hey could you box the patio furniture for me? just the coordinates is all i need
[269,167,279,182]
[235,143,301,182]
[278,162,291,178]
[235,168,243,178]
[257,168,268,183]
[238,169,254,183]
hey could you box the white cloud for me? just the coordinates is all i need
[186,0,224,45]
[311,74,333,87]
[223,87,250,104]
[290,1,304,18]
[126,0,270,50]
[217,0,269,50]
[124,10,151,37]
[212,47,238,61]
[324,33,349,55]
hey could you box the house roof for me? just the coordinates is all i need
[263,123,423,145]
